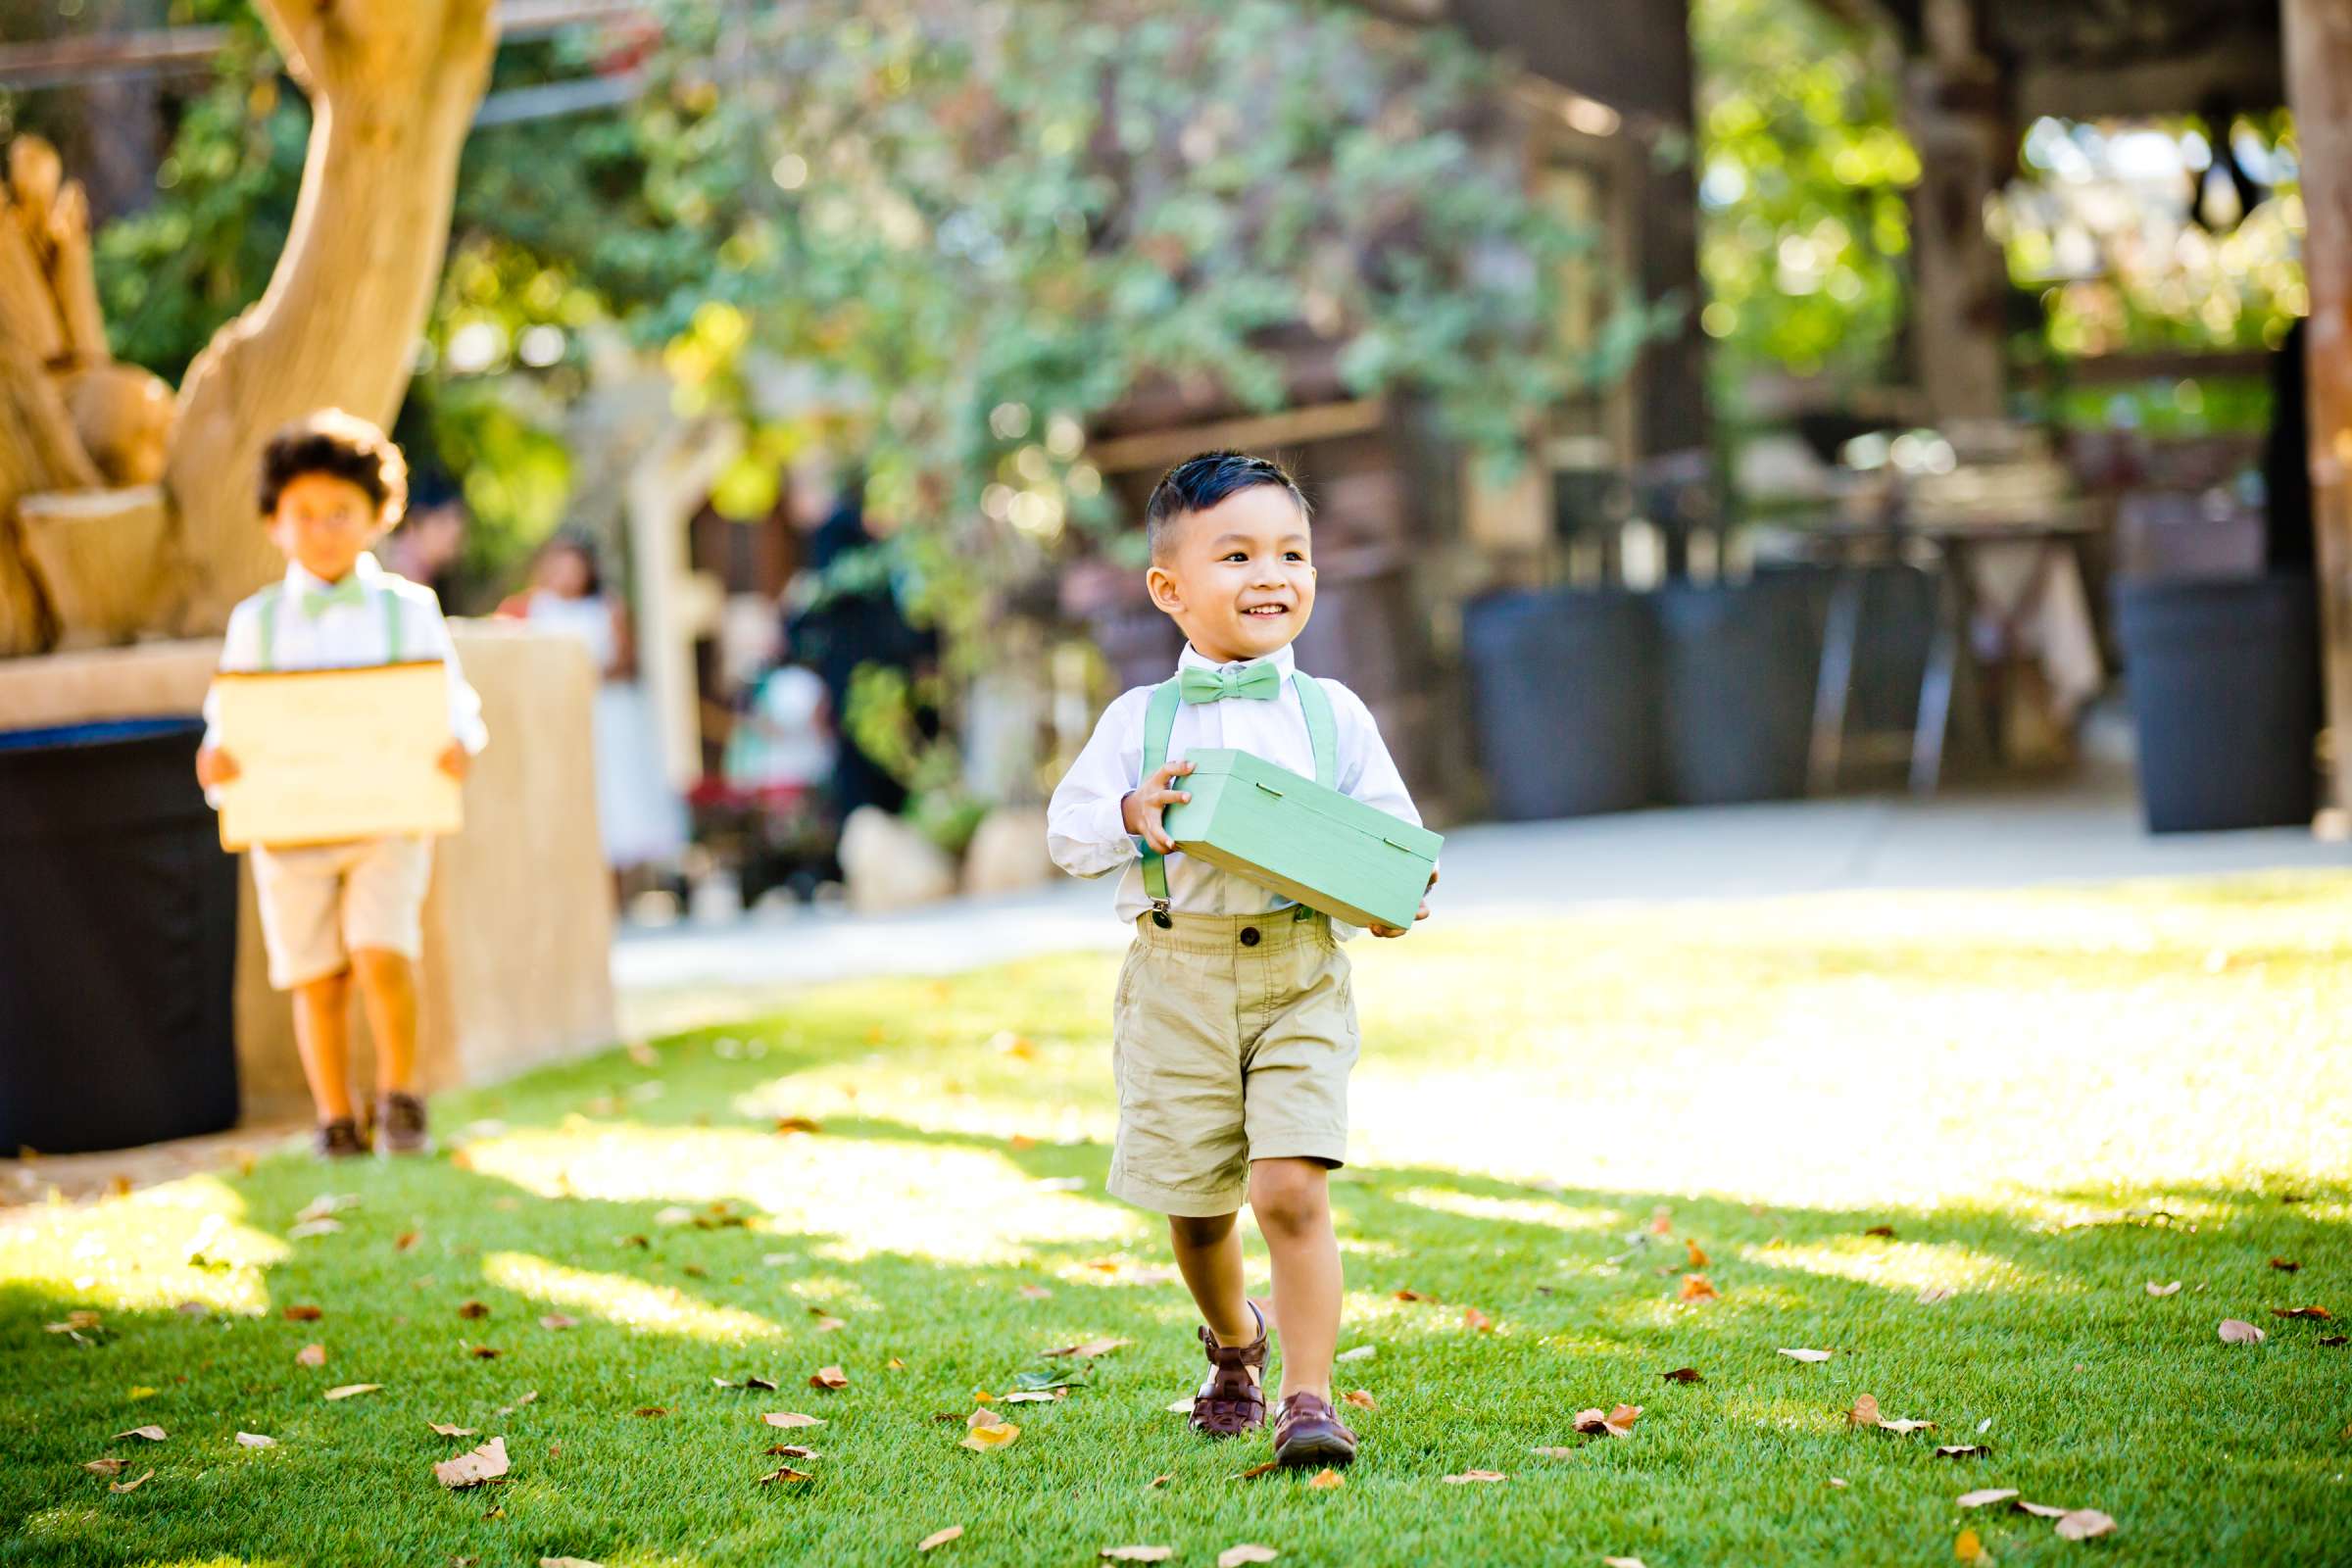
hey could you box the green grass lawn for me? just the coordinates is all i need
[4,874,2350,1568]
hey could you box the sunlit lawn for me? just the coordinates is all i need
[4,874,2350,1567]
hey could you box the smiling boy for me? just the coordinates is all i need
[196,410,487,1158]
[1047,451,1433,1467]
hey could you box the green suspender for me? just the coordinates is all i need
[1138,669,1336,928]
[254,584,402,670]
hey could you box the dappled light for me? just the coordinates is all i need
[0,1175,283,1315]
[482,1251,782,1344]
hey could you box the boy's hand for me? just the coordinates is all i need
[438,741,471,781]
[195,745,239,789]
[1121,760,1195,854]
[1369,866,1440,939]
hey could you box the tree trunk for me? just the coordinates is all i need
[167,0,499,633]
[2283,0,2352,814]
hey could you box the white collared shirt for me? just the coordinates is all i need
[201,553,489,767]
[1046,642,1423,937]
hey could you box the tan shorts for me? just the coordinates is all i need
[1108,908,1359,1217]
[249,834,434,990]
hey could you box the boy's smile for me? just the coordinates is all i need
[269,471,387,585]
[1146,483,1316,665]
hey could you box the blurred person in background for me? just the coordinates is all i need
[379,472,469,607]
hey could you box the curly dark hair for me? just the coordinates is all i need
[257,409,408,525]
[1143,450,1310,560]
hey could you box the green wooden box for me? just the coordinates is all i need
[1160,747,1443,930]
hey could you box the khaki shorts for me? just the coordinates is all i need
[249,834,433,990]
[1108,908,1359,1217]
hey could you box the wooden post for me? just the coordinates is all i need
[1901,0,2010,425]
[2283,0,2352,813]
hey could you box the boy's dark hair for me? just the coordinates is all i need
[257,409,408,526]
[1144,450,1310,559]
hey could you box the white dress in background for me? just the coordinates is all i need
[525,590,689,871]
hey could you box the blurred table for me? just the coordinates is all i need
[1802,513,2102,794]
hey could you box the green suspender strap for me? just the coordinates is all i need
[1137,669,1336,928]
[253,583,403,671]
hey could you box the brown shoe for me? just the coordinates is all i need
[374,1091,432,1155]
[1189,1302,1269,1436]
[1273,1391,1357,1467]
[315,1117,368,1158]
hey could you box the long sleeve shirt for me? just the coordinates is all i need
[1046,641,1423,939]
[201,552,488,802]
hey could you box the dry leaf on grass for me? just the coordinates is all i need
[766,1444,819,1458]
[83,1458,128,1477]
[1686,1239,1710,1269]
[108,1469,153,1494]
[1778,1348,1834,1362]
[808,1365,850,1390]
[1445,1469,1507,1483]
[2053,1509,2117,1541]
[282,1304,323,1322]
[2270,1257,2300,1272]
[1099,1549,1172,1563]
[1573,1404,1642,1437]
[959,1419,1020,1452]
[2272,1306,2333,1320]
[716,1375,781,1392]
[459,1298,492,1320]
[2014,1500,2070,1519]
[1342,1390,1377,1410]
[433,1437,510,1490]
[774,1115,823,1135]
[112,1426,166,1443]
[1235,1460,1279,1480]
[539,1314,578,1331]
[1394,1289,1437,1302]
[1865,1224,1896,1238]
[1827,1477,1847,1488]
[1601,1558,1648,1568]
[758,1466,813,1485]
[762,1412,826,1428]
[394,1229,420,1251]
[1218,1547,1278,1567]
[918,1525,964,1552]
[1957,1489,2020,1508]
[2218,1319,2267,1345]
[1148,1474,1173,1489]
[429,1423,478,1437]
[1849,1394,1935,1433]
[1953,1527,1992,1564]
[1462,1306,1494,1331]
[2145,1280,2181,1298]
[324,1385,380,1401]
[296,1343,326,1367]
[1307,1467,1345,1490]
[633,1407,668,1418]
[234,1432,276,1448]
[1661,1366,1703,1384]
[1677,1274,1719,1303]
[1017,1285,1053,1301]
[1935,1445,1986,1458]
[1044,1338,1132,1358]
[887,1358,907,1369]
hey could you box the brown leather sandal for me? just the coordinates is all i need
[1189,1302,1269,1436]
[1273,1391,1357,1467]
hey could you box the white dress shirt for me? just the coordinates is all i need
[201,552,490,773]
[1047,642,1423,937]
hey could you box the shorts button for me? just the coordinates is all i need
[1239,926,1260,947]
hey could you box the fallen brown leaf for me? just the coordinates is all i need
[918,1525,964,1552]
[2269,1257,2300,1272]
[633,1407,668,1418]
[1394,1289,1436,1302]
[83,1458,128,1476]
[959,1419,1019,1451]
[433,1437,510,1490]
[1444,1469,1506,1483]
[761,1412,825,1428]
[1649,1206,1674,1234]
[1956,1489,2019,1509]
[470,1347,502,1360]
[108,1469,153,1494]
[539,1314,578,1331]
[1686,1239,1710,1269]
[1864,1224,1896,1239]
[1148,1474,1173,1489]
[2272,1306,2333,1320]
[282,1304,322,1322]
[2053,1509,2117,1541]
[808,1365,850,1390]
[1342,1390,1377,1410]
[1307,1467,1345,1490]
[1677,1274,1719,1303]
[429,1422,478,1437]
[1044,1337,1132,1358]
[457,1300,489,1320]
[1099,1549,1171,1563]
[1218,1547,1278,1568]
[395,1229,420,1251]
[766,1445,819,1458]
[887,1358,906,1369]
[966,1408,1004,1429]
[1935,1445,1985,1458]
[1573,1404,1642,1437]
[235,1432,277,1448]
[1777,1348,1834,1362]
[2145,1281,2182,1297]
[1462,1305,1494,1331]
[324,1384,381,1400]
[759,1465,814,1485]
[774,1116,823,1135]
[715,1375,781,1392]
[1953,1527,1992,1564]
[2218,1319,2267,1345]
[1846,1394,1881,1427]
[2321,1335,2349,1347]
[1661,1367,1703,1384]
[2014,1500,2070,1519]
[1235,1460,1278,1480]
[296,1343,326,1367]
[111,1426,166,1443]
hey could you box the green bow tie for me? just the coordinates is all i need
[301,576,368,617]
[1179,662,1283,704]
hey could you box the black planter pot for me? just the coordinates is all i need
[1657,576,1821,806]
[2115,573,2319,833]
[0,718,240,1154]
[1462,587,1659,819]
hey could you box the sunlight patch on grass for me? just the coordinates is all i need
[461,1123,1137,1263]
[1739,1237,2036,1297]
[0,1175,283,1313]
[1388,1188,1622,1232]
[482,1250,782,1343]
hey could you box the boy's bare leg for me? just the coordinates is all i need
[1168,1211,1259,1346]
[350,947,418,1094]
[1249,1158,1342,1401]
[290,969,356,1122]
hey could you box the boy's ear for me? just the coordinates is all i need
[1145,561,1183,613]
